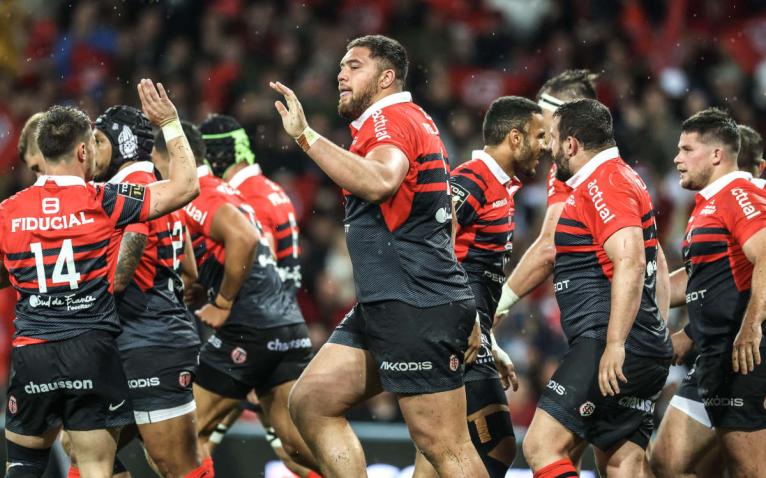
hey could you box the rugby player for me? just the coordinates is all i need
[271,34,486,477]
[656,109,766,478]
[521,99,672,478]
[86,106,207,478]
[151,122,319,474]
[0,79,198,478]
[649,123,764,478]
[413,96,546,477]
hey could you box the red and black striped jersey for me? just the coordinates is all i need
[547,163,573,206]
[452,150,521,314]
[345,91,472,306]
[682,171,766,356]
[108,162,199,351]
[229,164,302,294]
[0,175,151,344]
[554,147,671,358]
[182,166,303,330]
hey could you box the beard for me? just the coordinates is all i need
[338,81,378,120]
[553,145,572,182]
[515,140,540,181]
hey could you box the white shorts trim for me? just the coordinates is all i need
[133,400,196,425]
[669,395,713,428]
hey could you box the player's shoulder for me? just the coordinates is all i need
[717,177,766,212]
[109,161,157,186]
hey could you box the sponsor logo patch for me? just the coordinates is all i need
[117,182,146,200]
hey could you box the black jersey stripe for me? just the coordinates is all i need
[5,239,111,261]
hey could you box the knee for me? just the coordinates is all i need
[648,446,681,478]
[521,431,543,464]
[287,382,313,425]
[5,442,51,478]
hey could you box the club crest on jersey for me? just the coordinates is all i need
[231,347,247,364]
[178,371,193,388]
[8,395,17,415]
[118,124,138,159]
[579,401,596,417]
[449,354,459,372]
[117,183,145,200]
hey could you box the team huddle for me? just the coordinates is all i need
[0,33,764,478]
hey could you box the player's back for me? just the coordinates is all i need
[0,175,148,342]
[229,164,302,294]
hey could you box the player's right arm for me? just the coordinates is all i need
[113,232,148,294]
[195,204,258,328]
[495,201,563,320]
[135,79,199,219]
[666,266,695,365]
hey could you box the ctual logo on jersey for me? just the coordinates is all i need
[178,371,193,389]
[8,395,17,415]
[184,202,208,226]
[586,179,615,224]
[11,212,94,232]
[118,124,138,159]
[579,401,596,417]
[618,396,655,413]
[731,187,761,219]
[700,200,717,216]
[267,191,291,206]
[449,354,460,372]
[371,110,391,142]
[231,347,248,364]
[128,377,160,389]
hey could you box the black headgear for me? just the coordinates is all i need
[199,114,255,177]
[95,105,154,181]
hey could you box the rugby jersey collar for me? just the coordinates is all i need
[698,171,753,200]
[565,146,620,189]
[33,175,86,187]
[471,150,518,189]
[197,165,211,177]
[108,161,155,184]
[350,91,413,130]
[228,164,262,189]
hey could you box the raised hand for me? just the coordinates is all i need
[137,78,178,127]
[270,81,308,139]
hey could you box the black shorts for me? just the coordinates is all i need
[538,338,670,451]
[120,345,199,425]
[328,299,476,394]
[6,330,133,435]
[196,323,313,399]
[696,351,766,430]
[669,365,712,428]
[465,312,498,383]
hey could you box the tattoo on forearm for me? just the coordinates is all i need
[114,232,147,292]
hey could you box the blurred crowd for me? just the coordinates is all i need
[1,0,766,428]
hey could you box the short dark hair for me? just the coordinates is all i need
[18,112,46,162]
[36,106,92,162]
[154,120,206,165]
[347,35,409,86]
[538,69,598,101]
[554,99,616,151]
[737,124,763,173]
[681,108,740,156]
[482,96,542,146]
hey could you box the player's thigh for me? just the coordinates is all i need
[594,439,652,478]
[398,386,472,450]
[523,407,583,464]
[66,428,120,465]
[193,383,241,435]
[138,412,199,465]
[719,428,766,474]
[651,403,716,473]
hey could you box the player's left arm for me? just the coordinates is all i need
[600,225,646,396]
[271,82,409,204]
[113,232,148,294]
[655,244,670,322]
[734,228,766,374]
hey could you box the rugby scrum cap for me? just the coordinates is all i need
[94,105,154,179]
[199,114,255,177]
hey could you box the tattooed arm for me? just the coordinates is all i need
[114,232,148,293]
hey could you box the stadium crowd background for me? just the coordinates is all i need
[0,0,765,431]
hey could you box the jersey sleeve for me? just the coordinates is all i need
[356,108,416,160]
[720,183,766,247]
[547,164,572,206]
[247,194,277,239]
[581,172,644,245]
[183,192,228,238]
[450,171,486,227]
[100,182,152,228]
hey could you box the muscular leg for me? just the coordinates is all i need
[138,412,201,478]
[5,428,59,477]
[522,408,583,473]
[260,380,319,471]
[288,343,382,477]
[719,428,766,478]
[193,384,241,459]
[649,405,718,478]
[594,440,653,478]
[207,408,243,453]
[399,388,488,478]
[66,429,120,478]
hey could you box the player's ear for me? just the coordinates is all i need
[567,136,578,157]
[711,147,723,166]
[76,142,87,163]
[507,128,522,150]
[379,69,396,90]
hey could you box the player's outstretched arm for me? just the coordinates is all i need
[113,232,148,293]
[195,204,258,329]
[733,228,766,374]
[270,81,408,204]
[495,202,563,320]
[599,226,646,397]
[136,79,199,218]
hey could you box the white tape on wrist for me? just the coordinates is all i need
[162,119,184,142]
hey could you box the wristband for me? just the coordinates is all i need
[495,283,520,317]
[296,126,321,152]
[213,293,233,310]
[161,119,184,142]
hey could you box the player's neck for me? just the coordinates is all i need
[44,161,85,179]
[705,164,740,188]
[223,162,246,181]
[369,87,403,107]
[483,146,514,178]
